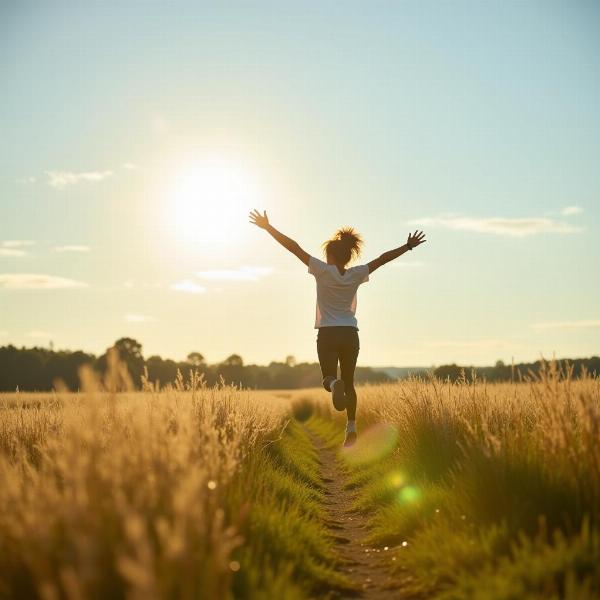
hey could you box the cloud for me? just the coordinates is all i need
[561,205,583,216]
[171,280,207,294]
[424,339,509,350]
[53,245,91,253]
[531,319,600,331]
[0,240,35,257]
[2,240,35,248]
[16,176,36,184]
[408,214,581,237]
[196,266,274,282]
[26,330,52,338]
[122,162,139,170]
[46,170,113,188]
[0,274,88,290]
[0,248,26,257]
[124,314,157,323]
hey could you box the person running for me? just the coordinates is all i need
[249,209,426,447]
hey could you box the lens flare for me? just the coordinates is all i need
[387,470,406,489]
[398,485,421,504]
[341,423,398,465]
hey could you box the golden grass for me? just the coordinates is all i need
[0,380,291,599]
[307,365,600,597]
[1,361,598,599]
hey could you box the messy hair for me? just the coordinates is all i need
[322,227,363,266]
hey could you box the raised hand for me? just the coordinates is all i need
[407,230,426,249]
[249,209,269,229]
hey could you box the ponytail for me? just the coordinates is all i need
[322,227,363,266]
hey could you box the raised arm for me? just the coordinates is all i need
[249,209,310,266]
[367,230,426,274]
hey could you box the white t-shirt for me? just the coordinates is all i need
[308,256,370,329]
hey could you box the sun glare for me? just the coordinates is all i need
[168,157,263,247]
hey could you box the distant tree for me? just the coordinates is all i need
[97,337,144,388]
[222,354,243,368]
[47,350,95,390]
[433,364,465,382]
[216,354,245,386]
[1,340,597,392]
[114,337,144,362]
[187,352,205,367]
[145,355,175,387]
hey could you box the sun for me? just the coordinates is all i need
[168,156,263,247]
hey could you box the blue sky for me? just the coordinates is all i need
[1,1,599,366]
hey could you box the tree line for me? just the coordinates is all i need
[432,357,600,382]
[1,339,597,392]
[0,338,391,392]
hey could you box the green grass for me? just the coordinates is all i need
[0,390,353,600]
[440,521,600,600]
[2,372,598,599]
[304,414,345,450]
[317,373,600,599]
[229,419,354,599]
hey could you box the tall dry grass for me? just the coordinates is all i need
[0,365,290,600]
[303,362,600,597]
[2,359,599,599]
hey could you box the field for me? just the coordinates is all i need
[1,362,599,599]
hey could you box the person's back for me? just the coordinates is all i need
[308,257,369,329]
[249,208,426,447]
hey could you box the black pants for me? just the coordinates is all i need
[316,326,360,420]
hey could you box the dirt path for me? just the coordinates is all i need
[305,427,401,599]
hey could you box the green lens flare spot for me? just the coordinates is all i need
[399,485,421,504]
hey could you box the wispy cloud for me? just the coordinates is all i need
[46,170,113,188]
[0,249,25,257]
[53,245,91,253]
[16,176,36,184]
[2,240,35,248]
[196,266,274,282]
[171,280,207,294]
[122,162,139,170]
[26,330,52,338]
[561,205,583,216]
[532,319,600,331]
[408,214,581,237]
[0,240,34,257]
[124,314,157,323]
[0,273,88,290]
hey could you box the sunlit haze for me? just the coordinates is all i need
[1,2,599,366]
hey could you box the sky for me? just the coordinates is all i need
[1,0,599,367]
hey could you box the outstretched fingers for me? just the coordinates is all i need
[407,230,427,247]
[249,208,269,228]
